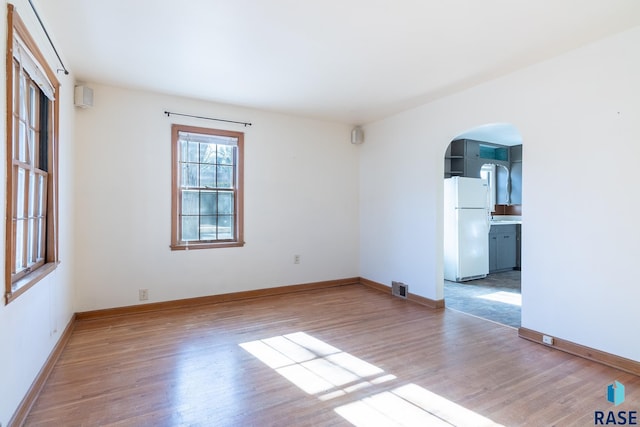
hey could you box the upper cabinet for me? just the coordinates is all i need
[479,144,509,162]
[445,139,509,178]
[444,139,467,178]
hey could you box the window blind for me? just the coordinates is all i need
[13,33,55,100]
[178,131,237,146]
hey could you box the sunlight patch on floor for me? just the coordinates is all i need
[477,291,522,306]
[240,332,504,427]
[335,389,452,427]
[335,384,504,427]
[240,332,388,397]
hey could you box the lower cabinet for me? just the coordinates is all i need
[489,224,517,273]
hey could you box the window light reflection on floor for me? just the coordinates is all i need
[336,384,504,427]
[476,291,522,306]
[240,332,504,427]
[240,332,388,396]
[335,390,452,427]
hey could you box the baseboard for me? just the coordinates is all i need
[9,313,77,427]
[518,327,640,376]
[359,277,445,309]
[76,277,360,320]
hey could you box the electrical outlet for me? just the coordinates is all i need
[542,335,554,345]
[139,289,149,301]
[294,254,300,264]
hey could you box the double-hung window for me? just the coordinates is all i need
[5,5,60,303]
[171,124,244,250]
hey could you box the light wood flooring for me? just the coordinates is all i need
[25,284,639,426]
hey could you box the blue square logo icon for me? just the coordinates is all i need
[607,381,625,406]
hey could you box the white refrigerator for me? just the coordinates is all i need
[444,177,490,282]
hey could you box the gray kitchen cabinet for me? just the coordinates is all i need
[444,139,466,178]
[516,224,522,269]
[444,139,482,178]
[488,233,498,272]
[489,224,517,273]
[464,140,483,178]
[445,139,512,179]
[465,139,480,158]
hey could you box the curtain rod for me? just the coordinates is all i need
[164,111,252,127]
[27,0,69,75]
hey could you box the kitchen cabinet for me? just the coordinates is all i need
[489,224,517,273]
[516,224,522,269]
[444,139,482,178]
[444,139,467,178]
[445,139,510,179]
[479,144,509,162]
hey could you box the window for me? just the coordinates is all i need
[5,5,60,304]
[171,124,244,250]
[480,163,496,211]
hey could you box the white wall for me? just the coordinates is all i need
[0,1,76,424]
[360,26,640,361]
[73,84,360,311]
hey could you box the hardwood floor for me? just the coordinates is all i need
[25,284,639,426]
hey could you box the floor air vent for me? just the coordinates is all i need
[391,281,408,299]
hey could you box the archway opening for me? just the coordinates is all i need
[442,123,523,328]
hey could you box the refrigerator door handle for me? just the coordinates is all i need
[485,209,491,233]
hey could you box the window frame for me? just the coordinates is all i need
[170,124,245,250]
[4,4,60,304]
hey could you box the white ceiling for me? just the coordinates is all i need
[34,0,640,125]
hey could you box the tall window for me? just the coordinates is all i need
[171,124,244,250]
[5,5,60,303]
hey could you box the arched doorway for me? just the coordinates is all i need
[442,123,523,328]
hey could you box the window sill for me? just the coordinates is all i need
[170,241,245,251]
[6,262,58,304]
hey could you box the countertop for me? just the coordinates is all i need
[490,215,522,226]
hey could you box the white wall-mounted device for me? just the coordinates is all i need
[351,126,364,144]
[74,85,94,108]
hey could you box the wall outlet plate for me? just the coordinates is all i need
[542,335,554,345]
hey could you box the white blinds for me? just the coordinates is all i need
[178,131,237,146]
[13,33,55,100]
